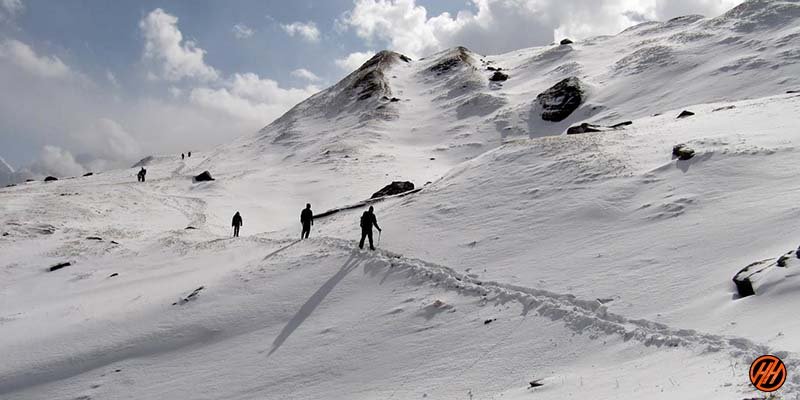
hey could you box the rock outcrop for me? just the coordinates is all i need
[194,171,215,182]
[536,77,584,122]
[371,181,415,199]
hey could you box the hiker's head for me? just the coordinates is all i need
[306,203,311,209]
[368,206,374,212]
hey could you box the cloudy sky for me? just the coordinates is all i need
[0,0,741,176]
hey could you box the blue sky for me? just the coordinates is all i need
[0,0,741,176]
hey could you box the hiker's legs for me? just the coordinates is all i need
[302,224,310,239]
[234,226,239,237]
[359,230,367,249]
[367,231,374,250]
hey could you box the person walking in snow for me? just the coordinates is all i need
[232,211,243,237]
[137,167,147,182]
[181,153,185,160]
[300,203,314,239]
[359,206,382,250]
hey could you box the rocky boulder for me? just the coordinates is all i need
[371,181,415,199]
[560,38,574,45]
[536,77,585,122]
[44,176,58,182]
[672,144,696,160]
[566,123,602,135]
[676,110,695,118]
[489,71,509,82]
[194,171,215,182]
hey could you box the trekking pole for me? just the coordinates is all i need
[378,230,382,246]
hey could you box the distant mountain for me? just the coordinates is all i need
[214,0,799,171]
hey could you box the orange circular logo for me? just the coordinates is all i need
[749,355,787,392]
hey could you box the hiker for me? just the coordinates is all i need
[188,151,192,158]
[359,206,382,250]
[181,153,185,160]
[232,211,243,237]
[137,167,147,182]
[300,203,313,239]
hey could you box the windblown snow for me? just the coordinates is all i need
[2,1,800,399]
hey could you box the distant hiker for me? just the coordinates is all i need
[181,153,185,160]
[300,203,314,239]
[137,167,147,182]
[359,206,382,250]
[188,151,192,158]
[232,211,243,237]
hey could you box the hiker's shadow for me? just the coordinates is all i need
[267,252,362,357]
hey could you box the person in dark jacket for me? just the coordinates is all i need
[232,211,243,237]
[137,167,147,182]
[300,203,313,239]
[359,206,381,250]
[181,153,185,160]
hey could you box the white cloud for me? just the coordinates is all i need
[340,0,745,58]
[28,145,86,177]
[281,21,321,42]
[232,23,255,39]
[139,8,219,82]
[0,0,23,21]
[334,51,375,71]
[290,68,321,82]
[190,73,318,121]
[71,118,141,166]
[0,39,72,78]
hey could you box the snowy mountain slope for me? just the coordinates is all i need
[214,0,799,168]
[3,0,800,398]
[3,93,800,399]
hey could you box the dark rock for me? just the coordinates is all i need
[185,226,197,230]
[194,171,214,182]
[173,286,205,306]
[371,181,415,199]
[732,259,772,298]
[676,110,695,119]
[429,47,471,75]
[672,144,695,160]
[484,318,496,325]
[560,38,574,45]
[567,123,602,135]
[778,254,791,267]
[110,240,119,245]
[2,232,9,236]
[44,176,58,182]
[712,105,736,112]
[430,157,436,160]
[25,179,34,182]
[5,184,16,187]
[83,172,94,177]
[787,90,799,94]
[489,71,509,82]
[49,262,72,272]
[86,236,103,241]
[536,77,584,122]
[389,97,401,102]
[529,379,544,388]
[487,66,498,71]
[399,55,412,63]
[609,121,633,129]
[109,273,119,278]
